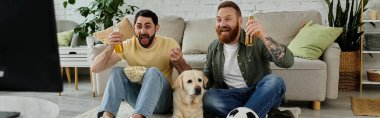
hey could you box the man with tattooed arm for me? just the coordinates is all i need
[203,1,294,118]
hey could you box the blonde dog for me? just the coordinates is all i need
[172,70,208,118]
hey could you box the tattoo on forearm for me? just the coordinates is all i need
[265,36,286,62]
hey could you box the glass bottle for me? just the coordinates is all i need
[113,19,123,53]
[245,11,255,46]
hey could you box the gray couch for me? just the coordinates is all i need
[90,10,341,110]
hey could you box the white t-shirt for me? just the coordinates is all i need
[223,43,248,88]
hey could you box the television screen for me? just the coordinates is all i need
[0,0,63,92]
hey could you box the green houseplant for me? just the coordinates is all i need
[63,0,138,40]
[325,0,369,91]
[325,0,368,51]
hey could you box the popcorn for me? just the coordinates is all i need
[123,66,147,84]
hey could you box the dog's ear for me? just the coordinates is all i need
[174,73,183,90]
[202,74,208,88]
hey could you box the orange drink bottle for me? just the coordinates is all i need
[113,20,123,53]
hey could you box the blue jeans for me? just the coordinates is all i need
[98,67,173,118]
[203,74,286,118]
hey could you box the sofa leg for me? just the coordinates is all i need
[312,101,320,110]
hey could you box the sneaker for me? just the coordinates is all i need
[268,108,294,118]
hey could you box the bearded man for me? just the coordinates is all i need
[92,9,191,118]
[203,1,294,118]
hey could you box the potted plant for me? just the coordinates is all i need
[63,0,138,40]
[324,0,368,91]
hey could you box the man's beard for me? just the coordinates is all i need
[216,22,240,44]
[138,33,155,48]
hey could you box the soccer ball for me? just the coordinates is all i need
[227,107,259,118]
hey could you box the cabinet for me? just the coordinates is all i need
[59,46,94,97]
[59,46,91,67]
[360,12,380,95]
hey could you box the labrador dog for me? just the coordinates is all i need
[172,70,208,118]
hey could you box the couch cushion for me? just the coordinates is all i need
[288,21,342,60]
[248,10,322,46]
[181,10,321,54]
[273,69,326,101]
[183,54,207,69]
[56,20,78,32]
[271,57,326,70]
[125,15,185,45]
[182,18,218,54]
[56,20,79,47]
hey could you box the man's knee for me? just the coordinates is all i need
[203,92,213,109]
[108,67,128,84]
[143,67,166,83]
[203,91,221,110]
[263,74,286,95]
[264,74,285,87]
[146,67,160,74]
[110,67,124,76]
[145,67,163,79]
[203,94,218,117]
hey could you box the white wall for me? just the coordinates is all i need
[54,0,380,24]
[54,0,329,24]
[54,0,380,23]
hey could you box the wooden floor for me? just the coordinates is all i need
[287,84,380,118]
[0,75,379,118]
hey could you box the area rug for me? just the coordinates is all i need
[351,96,380,116]
[74,102,301,118]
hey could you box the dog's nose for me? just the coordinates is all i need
[194,86,202,95]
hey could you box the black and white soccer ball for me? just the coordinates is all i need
[227,107,259,118]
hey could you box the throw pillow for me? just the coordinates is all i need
[288,20,343,60]
[57,30,74,47]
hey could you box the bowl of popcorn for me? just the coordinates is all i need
[123,66,147,84]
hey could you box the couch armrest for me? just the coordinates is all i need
[90,44,107,96]
[90,44,129,96]
[90,44,108,62]
[322,42,341,99]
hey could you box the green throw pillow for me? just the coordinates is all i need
[57,30,74,47]
[288,21,343,60]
